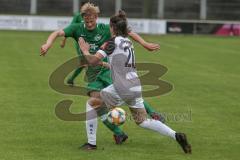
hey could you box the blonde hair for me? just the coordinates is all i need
[81,2,100,15]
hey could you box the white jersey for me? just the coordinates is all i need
[98,36,142,105]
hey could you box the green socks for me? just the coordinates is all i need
[68,66,84,82]
[102,119,124,136]
[143,101,156,115]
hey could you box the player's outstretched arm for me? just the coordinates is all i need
[128,31,160,51]
[40,29,65,56]
[78,38,103,65]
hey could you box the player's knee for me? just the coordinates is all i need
[89,91,101,98]
[132,112,147,125]
[88,97,103,109]
[135,119,144,125]
[134,116,147,125]
[130,108,148,125]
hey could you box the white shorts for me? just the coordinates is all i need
[100,84,144,109]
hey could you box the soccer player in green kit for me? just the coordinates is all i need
[41,2,163,150]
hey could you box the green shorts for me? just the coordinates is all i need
[87,69,112,95]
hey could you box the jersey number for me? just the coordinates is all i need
[125,48,135,68]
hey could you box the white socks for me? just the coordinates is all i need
[85,102,98,145]
[139,119,176,140]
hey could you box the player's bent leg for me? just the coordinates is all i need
[129,107,148,125]
[80,101,97,150]
[100,86,129,144]
[134,107,176,138]
[130,107,191,154]
[81,97,112,150]
[81,91,102,150]
[88,90,128,145]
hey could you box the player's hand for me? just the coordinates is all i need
[40,43,51,56]
[143,42,160,51]
[60,38,66,48]
[78,38,90,53]
[101,62,110,69]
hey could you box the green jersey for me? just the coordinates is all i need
[64,23,111,82]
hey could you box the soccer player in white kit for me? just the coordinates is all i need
[79,10,191,154]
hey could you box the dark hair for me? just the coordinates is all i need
[110,10,129,37]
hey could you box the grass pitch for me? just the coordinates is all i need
[0,30,240,160]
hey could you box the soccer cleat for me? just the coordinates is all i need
[79,143,97,150]
[67,79,74,86]
[150,112,166,123]
[113,133,128,144]
[175,133,192,154]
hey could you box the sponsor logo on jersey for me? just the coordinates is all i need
[94,34,102,41]
[89,43,98,52]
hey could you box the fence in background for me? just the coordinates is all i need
[0,15,166,34]
[0,0,240,21]
[1,14,240,36]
